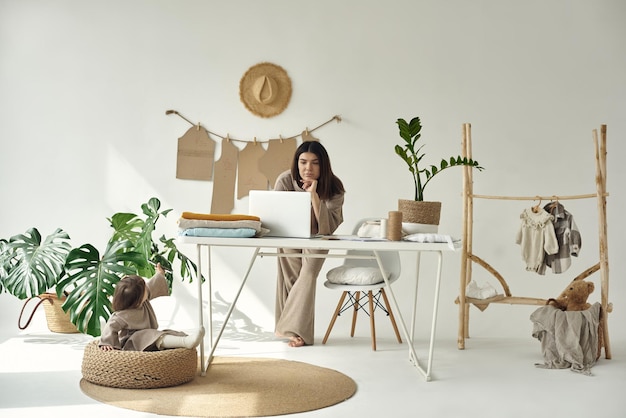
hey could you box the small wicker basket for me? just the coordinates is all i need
[18,293,79,334]
[398,199,442,225]
[39,293,79,333]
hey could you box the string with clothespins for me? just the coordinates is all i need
[166,109,342,143]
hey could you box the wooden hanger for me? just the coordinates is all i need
[531,197,542,213]
[548,196,559,211]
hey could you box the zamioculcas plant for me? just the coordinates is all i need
[395,116,483,201]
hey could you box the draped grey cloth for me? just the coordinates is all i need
[530,302,601,375]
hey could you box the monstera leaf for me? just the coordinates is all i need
[159,234,201,285]
[57,239,146,336]
[108,197,200,287]
[108,197,172,278]
[0,228,71,299]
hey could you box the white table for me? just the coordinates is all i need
[179,235,459,381]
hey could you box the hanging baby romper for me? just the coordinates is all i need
[515,208,559,273]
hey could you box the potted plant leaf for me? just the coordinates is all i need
[56,197,202,337]
[0,228,77,333]
[395,116,483,231]
[1,197,202,337]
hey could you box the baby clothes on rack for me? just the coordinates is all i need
[515,207,559,273]
[537,202,582,275]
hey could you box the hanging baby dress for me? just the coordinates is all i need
[515,207,559,273]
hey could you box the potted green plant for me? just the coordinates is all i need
[1,227,78,333]
[1,197,202,337]
[395,116,483,228]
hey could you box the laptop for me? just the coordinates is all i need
[248,190,312,238]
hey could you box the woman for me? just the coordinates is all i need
[274,141,345,347]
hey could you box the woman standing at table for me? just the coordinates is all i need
[274,141,345,347]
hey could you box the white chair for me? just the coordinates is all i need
[322,219,402,350]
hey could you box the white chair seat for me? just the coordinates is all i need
[322,218,403,350]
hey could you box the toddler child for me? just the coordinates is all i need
[99,263,203,351]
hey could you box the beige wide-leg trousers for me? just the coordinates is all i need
[275,248,328,345]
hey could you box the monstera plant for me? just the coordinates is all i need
[0,228,71,299]
[1,197,201,337]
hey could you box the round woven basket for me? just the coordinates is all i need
[398,199,442,225]
[39,293,79,334]
[81,340,198,389]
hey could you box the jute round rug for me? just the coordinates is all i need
[80,356,357,417]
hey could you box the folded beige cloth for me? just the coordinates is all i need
[180,212,260,221]
[178,218,263,232]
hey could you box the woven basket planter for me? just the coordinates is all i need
[398,199,442,226]
[18,293,79,334]
[39,293,79,333]
[81,340,198,389]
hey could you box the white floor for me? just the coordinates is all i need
[1,316,625,418]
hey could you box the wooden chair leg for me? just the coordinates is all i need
[368,291,377,350]
[323,291,348,345]
[381,288,402,344]
[351,291,361,337]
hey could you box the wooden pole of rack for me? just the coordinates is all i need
[594,125,611,359]
[458,123,473,349]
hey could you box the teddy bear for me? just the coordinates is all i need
[546,280,594,311]
[545,279,604,360]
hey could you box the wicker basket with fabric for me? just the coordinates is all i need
[81,340,198,389]
[18,293,79,334]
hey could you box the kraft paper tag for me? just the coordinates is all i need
[176,126,216,181]
[301,130,319,142]
[211,139,239,214]
[258,137,297,188]
[237,142,268,199]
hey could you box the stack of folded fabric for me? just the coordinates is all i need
[178,212,267,238]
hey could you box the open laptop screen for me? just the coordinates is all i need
[248,190,312,238]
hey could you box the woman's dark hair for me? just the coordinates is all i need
[112,275,146,311]
[290,141,345,200]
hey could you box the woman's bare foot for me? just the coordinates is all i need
[288,336,305,347]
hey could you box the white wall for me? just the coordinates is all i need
[1,0,624,345]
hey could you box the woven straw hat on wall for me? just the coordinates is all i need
[239,62,292,118]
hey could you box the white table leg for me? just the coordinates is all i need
[375,250,444,381]
[196,245,206,376]
[202,247,261,373]
[206,246,213,349]
[424,251,443,379]
[410,252,422,354]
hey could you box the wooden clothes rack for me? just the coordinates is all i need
[457,124,612,359]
